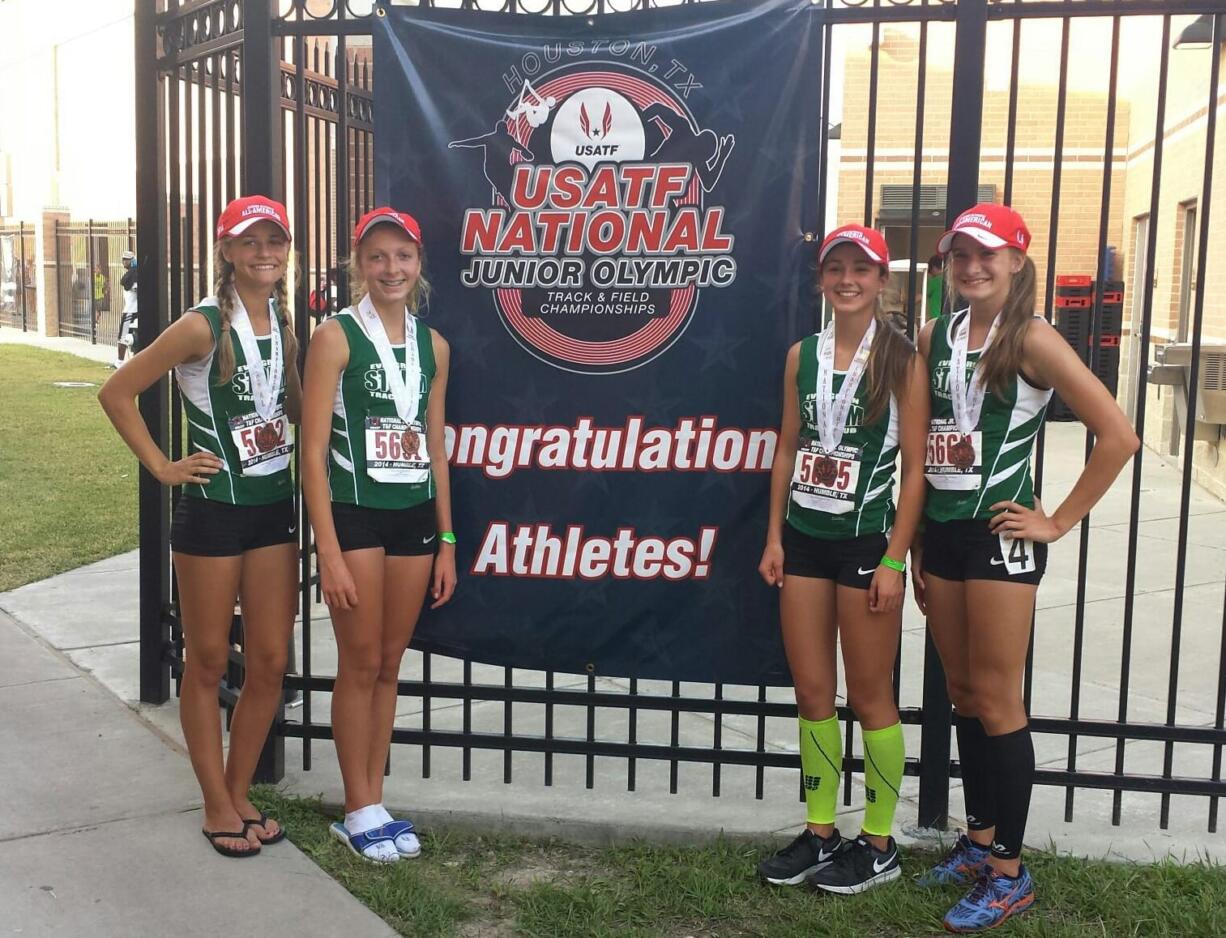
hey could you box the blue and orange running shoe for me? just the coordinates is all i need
[915,834,991,887]
[942,865,1035,933]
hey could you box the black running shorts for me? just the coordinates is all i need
[782,524,890,590]
[921,517,1046,585]
[171,495,297,557]
[331,499,437,557]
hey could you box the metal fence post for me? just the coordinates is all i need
[136,0,170,705]
[87,219,96,343]
[18,221,28,331]
[242,0,287,783]
[917,0,988,831]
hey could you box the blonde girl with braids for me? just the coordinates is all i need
[100,196,302,858]
[756,225,928,895]
[913,204,1137,932]
[301,207,456,864]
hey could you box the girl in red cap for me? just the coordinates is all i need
[915,203,1137,931]
[756,224,928,895]
[301,207,456,863]
[99,195,300,857]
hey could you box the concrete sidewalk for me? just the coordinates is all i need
[0,327,117,365]
[0,609,398,938]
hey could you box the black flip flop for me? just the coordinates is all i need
[202,828,260,858]
[241,812,286,845]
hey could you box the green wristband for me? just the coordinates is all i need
[879,555,905,573]
[439,531,457,545]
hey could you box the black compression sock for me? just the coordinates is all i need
[986,725,1035,861]
[954,712,996,832]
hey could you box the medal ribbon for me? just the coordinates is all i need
[228,292,283,423]
[815,317,876,454]
[357,294,420,423]
[948,309,1002,434]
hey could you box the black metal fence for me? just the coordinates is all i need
[0,223,36,331]
[136,0,1226,835]
[53,219,136,345]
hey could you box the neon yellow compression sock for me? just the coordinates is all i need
[799,715,842,826]
[861,722,905,837]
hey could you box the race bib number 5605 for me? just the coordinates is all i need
[790,441,861,515]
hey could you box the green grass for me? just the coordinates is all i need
[0,346,138,591]
[251,787,1226,938]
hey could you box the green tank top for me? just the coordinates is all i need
[328,307,436,509]
[925,310,1052,522]
[174,301,294,506]
[785,332,899,541]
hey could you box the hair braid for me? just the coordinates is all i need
[274,276,299,372]
[212,242,237,385]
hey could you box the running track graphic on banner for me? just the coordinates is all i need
[374,0,821,683]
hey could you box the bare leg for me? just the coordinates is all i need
[367,554,433,805]
[173,551,255,852]
[226,541,297,839]
[965,578,1037,877]
[779,574,838,837]
[329,548,386,812]
[837,583,901,851]
[923,572,993,849]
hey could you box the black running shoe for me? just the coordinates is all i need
[757,828,844,886]
[806,835,901,895]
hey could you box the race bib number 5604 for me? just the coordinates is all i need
[365,415,430,484]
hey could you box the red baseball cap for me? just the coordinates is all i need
[819,224,890,265]
[938,203,1030,254]
[354,207,423,246]
[215,195,291,241]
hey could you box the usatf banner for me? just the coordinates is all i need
[374,0,821,684]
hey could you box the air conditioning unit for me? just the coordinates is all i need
[1197,349,1226,423]
[1151,343,1226,425]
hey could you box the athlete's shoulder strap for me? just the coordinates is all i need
[185,299,222,340]
[333,306,366,346]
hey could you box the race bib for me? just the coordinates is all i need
[365,415,430,484]
[790,440,861,515]
[926,418,981,491]
[228,411,293,477]
[996,533,1037,576]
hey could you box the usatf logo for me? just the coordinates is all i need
[450,62,737,374]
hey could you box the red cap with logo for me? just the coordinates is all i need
[353,207,423,246]
[937,203,1030,255]
[818,224,890,265]
[215,195,292,241]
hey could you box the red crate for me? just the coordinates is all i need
[1099,290,1123,304]
[1055,295,1092,309]
[1057,274,1092,287]
[1056,284,1094,298]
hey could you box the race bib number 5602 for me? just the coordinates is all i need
[229,411,293,477]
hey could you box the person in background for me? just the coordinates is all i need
[114,251,139,367]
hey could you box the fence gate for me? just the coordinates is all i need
[0,222,35,331]
[136,0,1226,836]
